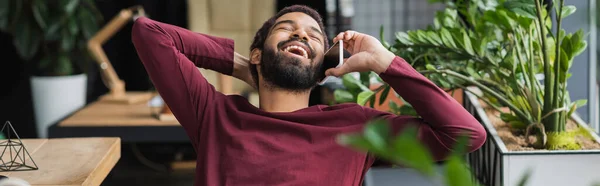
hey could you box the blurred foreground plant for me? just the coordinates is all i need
[337,119,532,186]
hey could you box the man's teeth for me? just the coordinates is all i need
[283,45,308,58]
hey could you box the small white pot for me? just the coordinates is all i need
[30,74,87,138]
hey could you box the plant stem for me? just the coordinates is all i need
[535,0,557,131]
[552,0,565,132]
[420,69,532,123]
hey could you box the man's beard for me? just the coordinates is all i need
[259,42,324,92]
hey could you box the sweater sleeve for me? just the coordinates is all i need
[131,17,234,146]
[364,56,486,161]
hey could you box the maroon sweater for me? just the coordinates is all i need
[132,17,486,186]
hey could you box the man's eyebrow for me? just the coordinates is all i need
[272,19,323,37]
[272,20,295,30]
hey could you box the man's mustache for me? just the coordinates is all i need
[276,38,315,59]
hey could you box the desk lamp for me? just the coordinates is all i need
[87,6,153,104]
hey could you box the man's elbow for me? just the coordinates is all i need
[466,122,487,153]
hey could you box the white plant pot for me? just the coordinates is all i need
[464,90,600,186]
[30,74,87,138]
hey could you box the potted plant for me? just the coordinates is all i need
[368,0,600,185]
[0,0,102,138]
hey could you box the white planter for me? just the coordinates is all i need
[464,91,600,186]
[31,74,87,138]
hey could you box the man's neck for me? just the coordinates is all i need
[258,86,311,113]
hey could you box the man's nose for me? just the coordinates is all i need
[291,30,308,42]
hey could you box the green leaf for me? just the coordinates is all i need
[369,95,376,108]
[62,0,81,15]
[511,8,537,19]
[32,0,48,29]
[334,89,354,103]
[391,127,435,176]
[440,28,457,48]
[559,49,570,79]
[61,29,75,51]
[68,16,79,35]
[570,30,587,58]
[342,74,361,92]
[0,0,9,31]
[357,91,375,106]
[364,119,390,153]
[462,31,475,55]
[445,155,477,186]
[399,105,418,116]
[337,134,372,151]
[426,64,436,71]
[56,53,73,75]
[395,32,412,45]
[360,72,371,88]
[78,7,99,39]
[451,135,470,156]
[379,86,391,105]
[574,99,588,107]
[451,30,466,50]
[389,101,400,114]
[13,16,41,60]
[500,113,519,122]
[466,67,481,79]
[567,99,587,117]
[560,5,576,19]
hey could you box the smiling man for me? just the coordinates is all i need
[132,5,486,186]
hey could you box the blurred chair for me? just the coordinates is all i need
[187,0,275,106]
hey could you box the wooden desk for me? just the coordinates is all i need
[50,101,188,142]
[1,138,120,186]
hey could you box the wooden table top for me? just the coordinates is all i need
[0,137,120,186]
[59,100,179,127]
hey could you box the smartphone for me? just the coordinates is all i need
[318,40,347,85]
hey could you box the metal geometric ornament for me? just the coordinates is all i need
[0,121,38,171]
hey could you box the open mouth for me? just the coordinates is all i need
[279,42,311,59]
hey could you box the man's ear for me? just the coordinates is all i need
[250,48,262,65]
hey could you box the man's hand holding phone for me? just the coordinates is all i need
[325,31,396,77]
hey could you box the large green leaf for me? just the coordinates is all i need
[363,119,390,153]
[334,89,354,103]
[337,134,372,151]
[391,127,435,176]
[78,7,99,39]
[445,155,478,186]
[13,16,41,60]
[357,91,375,106]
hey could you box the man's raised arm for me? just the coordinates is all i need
[328,31,486,161]
[364,57,487,161]
[131,17,234,146]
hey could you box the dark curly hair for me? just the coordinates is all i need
[249,5,329,87]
